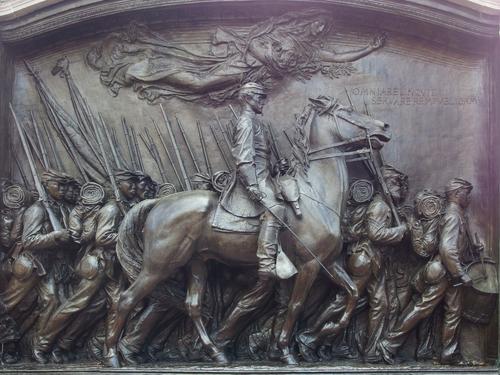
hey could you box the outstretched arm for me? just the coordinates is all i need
[319,34,386,63]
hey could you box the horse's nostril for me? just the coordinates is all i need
[384,123,390,129]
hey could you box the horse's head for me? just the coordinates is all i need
[308,96,392,151]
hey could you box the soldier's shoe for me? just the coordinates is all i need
[2,352,20,364]
[296,331,319,363]
[32,348,48,364]
[51,347,65,364]
[118,341,140,366]
[375,341,394,365]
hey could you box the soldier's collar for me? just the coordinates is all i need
[241,107,257,119]
[448,201,465,213]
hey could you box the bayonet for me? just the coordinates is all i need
[267,122,282,160]
[176,117,201,174]
[41,118,63,171]
[215,114,232,152]
[151,117,183,189]
[144,127,167,182]
[98,113,122,169]
[91,112,125,215]
[31,111,50,169]
[160,104,192,190]
[130,126,144,172]
[122,117,137,170]
[209,123,231,171]
[197,121,212,175]
[10,104,63,231]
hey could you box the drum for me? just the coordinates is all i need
[462,259,498,324]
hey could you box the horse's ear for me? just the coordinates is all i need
[308,96,327,108]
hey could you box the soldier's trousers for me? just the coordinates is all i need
[3,271,60,341]
[379,278,462,361]
[363,271,388,362]
[33,271,107,352]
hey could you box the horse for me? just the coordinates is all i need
[105,96,392,367]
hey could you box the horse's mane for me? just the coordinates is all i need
[289,95,340,176]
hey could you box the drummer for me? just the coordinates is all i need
[379,178,478,365]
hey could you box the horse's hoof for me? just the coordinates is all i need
[280,352,299,365]
[210,349,230,365]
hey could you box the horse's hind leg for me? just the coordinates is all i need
[185,258,229,364]
[278,260,321,365]
[105,271,164,367]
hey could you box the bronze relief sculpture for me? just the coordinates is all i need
[0,4,497,372]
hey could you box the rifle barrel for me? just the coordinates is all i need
[98,113,122,169]
[91,112,125,215]
[209,123,231,171]
[122,118,137,170]
[41,118,63,171]
[10,104,62,231]
[197,121,212,175]
[151,118,183,189]
[144,127,167,183]
[31,111,50,169]
[176,117,201,174]
[160,104,191,191]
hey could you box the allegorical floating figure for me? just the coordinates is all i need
[87,9,385,105]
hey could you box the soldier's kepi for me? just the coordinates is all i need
[219,82,292,279]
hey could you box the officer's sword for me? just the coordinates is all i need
[231,107,339,282]
[257,197,337,282]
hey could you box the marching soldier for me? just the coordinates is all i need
[297,167,408,363]
[0,170,73,364]
[32,182,106,362]
[379,178,475,365]
[32,171,138,362]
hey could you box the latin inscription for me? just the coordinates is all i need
[351,87,480,106]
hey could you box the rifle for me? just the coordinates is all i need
[122,117,137,170]
[18,119,44,168]
[176,117,201,174]
[41,118,64,172]
[130,126,144,172]
[98,113,122,169]
[209,123,231,171]
[144,127,168,183]
[91,113,125,215]
[160,104,192,191]
[151,118,183,189]
[10,104,63,231]
[215,114,232,152]
[365,139,401,225]
[197,121,212,175]
[267,123,282,160]
[31,111,50,169]
[13,153,30,187]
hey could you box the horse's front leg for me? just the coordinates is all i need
[278,260,321,365]
[185,258,229,364]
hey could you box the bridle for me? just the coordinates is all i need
[305,100,372,163]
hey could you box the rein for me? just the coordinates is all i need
[307,106,373,162]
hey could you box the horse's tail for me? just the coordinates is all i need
[117,198,159,283]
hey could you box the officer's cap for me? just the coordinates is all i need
[445,178,472,194]
[240,82,267,97]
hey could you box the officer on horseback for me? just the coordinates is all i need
[219,82,286,278]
